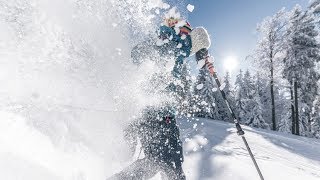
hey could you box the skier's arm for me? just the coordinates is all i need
[156,25,179,56]
[158,25,175,42]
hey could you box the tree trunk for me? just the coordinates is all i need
[270,52,276,131]
[307,114,311,136]
[290,82,296,134]
[294,80,300,135]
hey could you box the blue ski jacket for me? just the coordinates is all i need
[131,25,192,79]
[157,25,192,78]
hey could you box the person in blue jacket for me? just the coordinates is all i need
[108,9,214,180]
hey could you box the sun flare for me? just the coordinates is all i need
[223,56,238,73]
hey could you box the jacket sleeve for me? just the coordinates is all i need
[158,25,175,41]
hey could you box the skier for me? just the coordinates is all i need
[108,8,214,180]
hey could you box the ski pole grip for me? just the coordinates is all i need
[195,48,209,62]
[236,123,245,136]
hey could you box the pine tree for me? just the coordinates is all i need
[278,110,292,133]
[221,71,236,122]
[242,70,256,122]
[283,5,320,136]
[275,79,293,134]
[234,70,255,123]
[255,74,272,124]
[309,0,320,138]
[192,68,220,119]
[253,8,288,131]
[224,72,232,96]
[177,62,193,116]
[309,0,320,17]
[234,70,246,122]
[245,73,270,129]
[242,70,255,99]
[312,96,320,138]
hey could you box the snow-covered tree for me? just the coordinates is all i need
[220,71,235,122]
[234,70,269,129]
[234,70,245,122]
[191,68,220,119]
[242,70,255,99]
[245,94,270,129]
[245,74,270,129]
[311,96,320,138]
[234,70,255,123]
[253,8,288,130]
[277,82,293,133]
[278,110,292,133]
[283,5,320,136]
[309,0,320,17]
[254,73,273,124]
[176,62,194,116]
[224,72,232,96]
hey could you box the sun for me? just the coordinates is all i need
[223,56,238,73]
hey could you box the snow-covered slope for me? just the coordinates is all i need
[180,118,320,180]
[1,112,320,180]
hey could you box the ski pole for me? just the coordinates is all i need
[211,70,265,180]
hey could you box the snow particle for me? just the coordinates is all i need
[156,39,164,46]
[212,87,218,92]
[174,27,180,35]
[196,84,204,90]
[193,123,198,129]
[165,7,181,19]
[163,39,169,44]
[180,52,187,56]
[187,4,195,12]
[200,101,207,105]
[220,83,226,90]
[115,48,122,55]
[161,2,170,9]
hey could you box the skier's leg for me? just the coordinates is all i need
[174,166,186,180]
[160,162,186,180]
[106,158,159,180]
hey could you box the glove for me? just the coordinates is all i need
[196,48,215,76]
[195,48,208,62]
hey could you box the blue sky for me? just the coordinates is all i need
[165,0,309,77]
